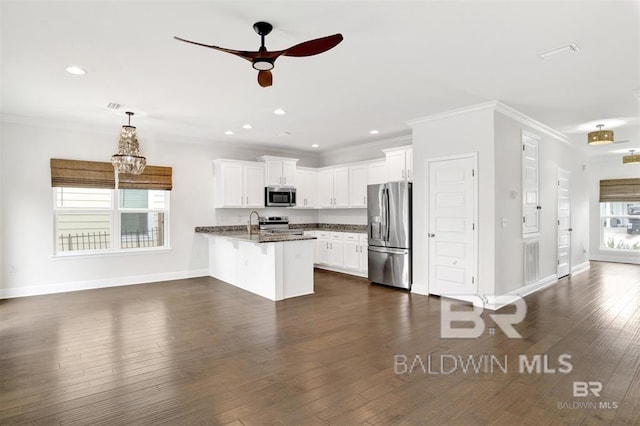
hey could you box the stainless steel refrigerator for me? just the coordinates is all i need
[367,181,412,289]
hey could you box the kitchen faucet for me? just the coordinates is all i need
[248,211,260,235]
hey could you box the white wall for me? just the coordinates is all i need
[410,102,590,299]
[493,112,589,294]
[0,120,319,297]
[588,156,640,264]
[410,107,496,296]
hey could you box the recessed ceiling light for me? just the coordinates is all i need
[273,108,286,115]
[311,144,319,148]
[242,124,252,129]
[224,130,234,135]
[539,42,580,59]
[65,66,86,75]
[369,130,379,135]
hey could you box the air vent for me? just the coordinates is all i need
[107,102,123,110]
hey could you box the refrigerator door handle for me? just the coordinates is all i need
[385,187,391,242]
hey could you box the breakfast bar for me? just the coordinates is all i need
[196,228,316,301]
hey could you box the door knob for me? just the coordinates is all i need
[568,228,573,232]
[428,233,435,238]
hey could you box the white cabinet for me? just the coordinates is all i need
[328,232,344,267]
[367,160,387,185]
[314,231,344,267]
[343,233,368,273]
[257,156,298,187]
[318,167,349,208]
[383,146,413,182]
[214,160,265,208]
[295,167,317,208]
[349,164,368,208]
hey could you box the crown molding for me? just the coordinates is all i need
[406,100,572,146]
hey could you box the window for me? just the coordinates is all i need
[599,178,640,252]
[50,158,173,256]
[600,201,640,251]
[54,187,170,254]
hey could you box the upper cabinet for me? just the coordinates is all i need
[214,160,265,208]
[295,167,317,209]
[383,146,413,182]
[318,167,349,208]
[348,164,368,208]
[367,160,387,185]
[257,156,298,187]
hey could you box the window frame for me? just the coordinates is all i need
[53,187,171,257]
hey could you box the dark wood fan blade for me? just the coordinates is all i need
[173,36,259,61]
[283,34,343,57]
[257,70,273,87]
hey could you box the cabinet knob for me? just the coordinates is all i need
[428,233,436,238]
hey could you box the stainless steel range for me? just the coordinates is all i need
[259,216,304,235]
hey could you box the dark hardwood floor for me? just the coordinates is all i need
[1,261,639,425]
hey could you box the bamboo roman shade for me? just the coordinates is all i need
[50,159,172,190]
[599,178,640,202]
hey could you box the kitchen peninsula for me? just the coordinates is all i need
[196,227,316,301]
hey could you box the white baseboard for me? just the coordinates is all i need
[480,274,558,310]
[0,269,209,299]
[589,253,640,265]
[570,261,591,276]
[313,264,367,278]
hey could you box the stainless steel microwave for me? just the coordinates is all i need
[265,186,296,207]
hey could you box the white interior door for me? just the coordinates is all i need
[428,155,477,295]
[522,132,540,236]
[557,169,571,278]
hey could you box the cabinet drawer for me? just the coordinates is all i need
[317,231,330,239]
[359,234,368,243]
[343,233,359,242]
[330,232,344,240]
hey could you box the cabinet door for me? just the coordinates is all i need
[358,244,368,273]
[349,164,368,207]
[305,170,317,208]
[317,169,335,208]
[343,241,360,270]
[282,160,296,187]
[316,239,331,265]
[333,167,350,208]
[386,150,407,182]
[329,240,344,267]
[405,148,413,181]
[218,162,244,207]
[244,164,265,207]
[367,160,386,185]
[265,160,282,186]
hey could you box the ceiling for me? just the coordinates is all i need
[1,1,639,157]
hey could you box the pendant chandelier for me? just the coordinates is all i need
[111,111,146,175]
[623,150,640,165]
[587,124,614,145]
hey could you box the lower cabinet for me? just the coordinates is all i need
[308,231,367,277]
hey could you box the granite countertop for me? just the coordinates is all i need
[198,231,316,244]
[196,223,367,234]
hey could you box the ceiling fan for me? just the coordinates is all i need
[587,124,629,145]
[174,22,343,87]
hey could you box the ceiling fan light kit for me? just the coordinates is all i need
[175,21,343,87]
[623,150,640,165]
[587,124,614,145]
